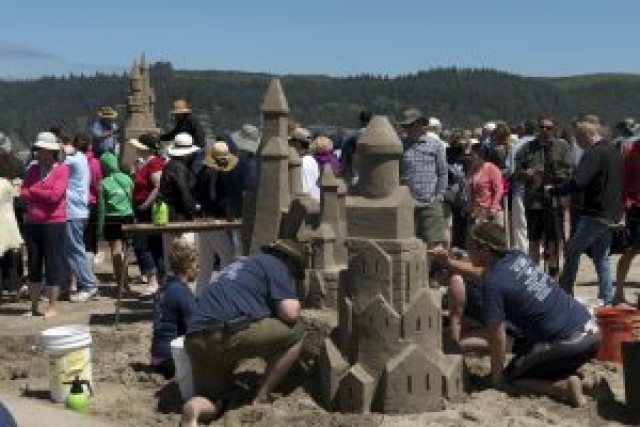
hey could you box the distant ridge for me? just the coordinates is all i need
[1,62,639,142]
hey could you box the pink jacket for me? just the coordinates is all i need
[20,162,69,223]
[86,151,102,206]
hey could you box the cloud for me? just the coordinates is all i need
[0,41,56,60]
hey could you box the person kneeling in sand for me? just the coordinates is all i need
[180,239,306,426]
[150,238,197,379]
[429,222,600,407]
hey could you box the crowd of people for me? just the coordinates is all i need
[0,100,639,424]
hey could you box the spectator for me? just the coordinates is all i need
[60,137,98,302]
[289,127,320,201]
[132,134,166,295]
[151,238,196,379]
[20,132,69,317]
[514,116,572,276]
[466,143,505,226]
[160,100,206,148]
[0,135,25,297]
[549,120,623,306]
[231,124,260,193]
[0,178,23,301]
[399,108,448,248]
[614,130,640,304]
[340,110,372,185]
[97,152,134,290]
[192,141,242,294]
[77,134,103,268]
[91,106,119,157]
[180,239,306,425]
[311,135,340,175]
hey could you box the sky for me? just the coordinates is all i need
[1,0,638,79]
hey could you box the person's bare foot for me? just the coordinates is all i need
[180,397,219,427]
[179,400,198,427]
[565,375,587,407]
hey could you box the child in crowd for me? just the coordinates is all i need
[150,238,197,379]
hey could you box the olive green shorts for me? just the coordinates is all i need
[184,317,305,400]
[415,202,445,244]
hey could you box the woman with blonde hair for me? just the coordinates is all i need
[311,135,340,174]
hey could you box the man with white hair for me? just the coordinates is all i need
[547,120,623,306]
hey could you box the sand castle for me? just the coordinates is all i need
[244,79,464,413]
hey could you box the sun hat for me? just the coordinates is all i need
[97,106,118,119]
[171,100,191,115]
[167,133,199,157]
[33,131,60,151]
[483,122,496,132]
[204,141,239,172]
[398,108,428,126]
[231,124,260,154]
[428,117,442,129]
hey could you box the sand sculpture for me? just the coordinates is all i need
[121,55,160,171]
[245,80,464,413]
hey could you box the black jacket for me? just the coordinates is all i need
[159,156,198,221]
[160,115,206,148]
[552,139,623,223]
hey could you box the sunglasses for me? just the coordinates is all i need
[539,125,554,131]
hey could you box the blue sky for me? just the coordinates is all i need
[1,0,638,78]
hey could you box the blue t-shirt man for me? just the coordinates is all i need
[483,251,590,352]
[188,254,298,334]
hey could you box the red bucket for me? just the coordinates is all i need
[595,307,640,362]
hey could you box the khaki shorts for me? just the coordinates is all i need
[185,317,305,400]
[415,202,445,244]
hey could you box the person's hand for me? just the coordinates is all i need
[427,247,449,264]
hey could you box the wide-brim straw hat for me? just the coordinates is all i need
[204,141,239,172]
[167,133,199,157]
[171,100,191,115]
[98,106,118,119]
[33,131,60,151]
[231,124,260,153]
[398,108,428,126]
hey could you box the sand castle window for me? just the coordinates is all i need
[416,317,421,331]
[428,317,432,329]
[348,387,353,398]
[385,317,389,327]
[407,375,413,394]
[442,377,447,396]
[369,314,374,325]
[375,259,379,273]
[456,377,460,392]
[425,374,430,391]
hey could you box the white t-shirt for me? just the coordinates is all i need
[301,155,320,201]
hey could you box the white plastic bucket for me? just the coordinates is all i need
[40,324,93,403]
[170,336,193,400]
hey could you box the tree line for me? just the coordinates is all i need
[1,62,639,147]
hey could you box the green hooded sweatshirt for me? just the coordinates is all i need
[97,152,134,238]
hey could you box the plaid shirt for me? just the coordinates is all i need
[400,136,448,207]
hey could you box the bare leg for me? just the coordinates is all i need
[529,240,541,265]
[254,340,304,404]
[180,396,219,427]
[614,250,638,305]
[512,375,585,407]
[448,274,466,343]
[44,285,59,318]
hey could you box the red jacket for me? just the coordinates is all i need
[20,162,69,223]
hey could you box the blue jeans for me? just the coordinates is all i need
[132,208,165,277]
[560,216,613,304]
[61,219,97,293]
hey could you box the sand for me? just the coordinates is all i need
[0,251,639,426]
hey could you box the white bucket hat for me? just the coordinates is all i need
[231,124,260,153]
[33,131,60,151]
[167,133,199,157]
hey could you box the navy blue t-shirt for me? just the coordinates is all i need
[151,277,195,359]
[482,251,590,346]
[187,254,297,334]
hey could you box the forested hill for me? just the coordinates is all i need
[1,62,639,145]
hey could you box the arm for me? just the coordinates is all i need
[277,299,301,325]
[487,320,507,387]
[427,248,485,281]
[27,164,69,204]
[434,144,448,200]
[139,171,162,211]
[551,149,600,196]
[175,167,197,219]
[490,166,504,212]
